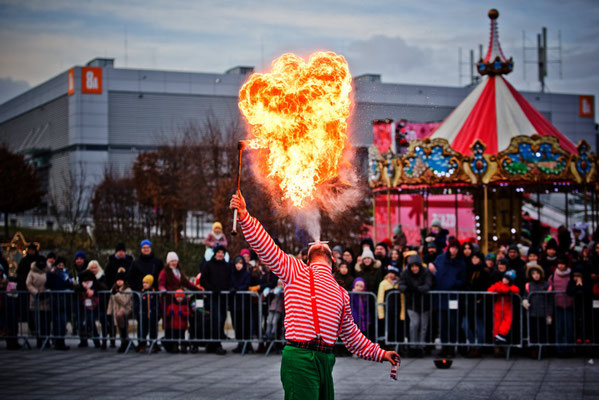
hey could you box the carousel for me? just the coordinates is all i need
[369,9,598,253]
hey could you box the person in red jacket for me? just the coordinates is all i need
[164,289,190,353]
[488,269,520,346]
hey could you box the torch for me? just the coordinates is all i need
[231,141,245,236]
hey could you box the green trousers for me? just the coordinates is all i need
[280,346,336,400]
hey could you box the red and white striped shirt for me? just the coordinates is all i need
[239,213,385,362]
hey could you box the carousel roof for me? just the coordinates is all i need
[429,10,577,155]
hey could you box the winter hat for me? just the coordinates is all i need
[78,269,95,283]
[140,239,152,248]
[381,238,393,249]
[527,247,539,257]
[486,253,497,261]
[508,244,520,253]
[471,252,485,262]
[56,256,66,266]
[447,238,461,250]
[352,277,366,289]
[526,264,544,280]
[497,258,509,266]
[332,245,343,255]
[545,238,558,250]
[471,243,481,253]
[360,247,375,261]
[212,222,222,231]
[407,253,423,267]
[504,269,517,282]
[174,289,186,300]
[240,249,251,257]
[116,267,127,282]
[47,252,56,260]
[74,251,86,260]
[393,224,403,235]
[214,244,227,255]
[376,241,388,251]
[233,256,246,267]
[166,252,179,264]
[431,219,442,228]
[387,266,400,275]
[426,242,438,250]
[360,238,374,251]
[142,274,154,286]
[115,243,126,253]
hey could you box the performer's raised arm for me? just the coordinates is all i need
[229,191,303,284]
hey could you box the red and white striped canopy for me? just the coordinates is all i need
[429,75,578,155]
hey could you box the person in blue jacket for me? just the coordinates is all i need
[428,238,467,357]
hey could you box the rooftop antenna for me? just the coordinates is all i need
[522,27,562,92]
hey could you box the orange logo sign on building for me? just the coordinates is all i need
[81,67,102,94]
[579,95,594,118]
[67,68,75,96]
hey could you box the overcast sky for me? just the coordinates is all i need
[1,0,598,122]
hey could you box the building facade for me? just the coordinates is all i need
[0,57,595,224]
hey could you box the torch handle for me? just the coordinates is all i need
[232,209,238,236]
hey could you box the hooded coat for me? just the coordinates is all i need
[354,259,383,293]
[26,262,48,310]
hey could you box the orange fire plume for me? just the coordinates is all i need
[238,51,352,208]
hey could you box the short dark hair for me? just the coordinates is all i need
[307,244,333,265]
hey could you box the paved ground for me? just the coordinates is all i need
[1,341,598,399]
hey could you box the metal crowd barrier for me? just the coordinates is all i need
[3,287,597,357]
[384,290,524,358]
[525,290,598,359]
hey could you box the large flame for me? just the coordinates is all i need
[238,51,352,208]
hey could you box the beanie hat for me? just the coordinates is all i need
[56,256,66,266]
[545,238,558,250]
[426,242,437,250]
[116,267,127,282]
[407,254,422,267]
[166,252,179,264]
[393,224,402,235]
[376,241,388,251]
[332,245,343,255]
[233,256,246,267]
[381,238,393,249]
[486,253,496,261]
[497,258,509,265]
[504,269,516,282]
[360,247,375,261]
[214,245,227,255]
[174,288,186,300]
[212,222,222,231]
[140,239,152,248]
[240,249,251,257]
[431,220,442,228]
[74,251,86,260]
[387,266,400,275]
[508,244,520,254]
[471,243,481,254]
[142,274,154,286]
[360,238,374,251]
[115,243,126,253]
[352,277,366,289]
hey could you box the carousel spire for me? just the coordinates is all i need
[477,9,514,76]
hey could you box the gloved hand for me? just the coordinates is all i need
[169,310,174,316]
[111,288,118,295]
[522,299,530,310]
[273,287,282,295]
[178,310,183,316]
[249,285,260,292]
[263,287,271,297]
[546,315,552,325]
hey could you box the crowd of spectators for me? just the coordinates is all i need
[1,218,598,360]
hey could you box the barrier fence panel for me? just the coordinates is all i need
[384,290,523,357]
[526,290,598,359]
[1,290,35,349]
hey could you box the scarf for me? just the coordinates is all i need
[170,266,181,280]
[555,268,571,277]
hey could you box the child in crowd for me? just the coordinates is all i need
[488,270,519,355]
[548,258,574,356]
[522,263,552,359]
[165,289,190,353]
[264,280,284,340]
[334,262,354,292]
[204,222,229,262]
[45,257,72,350]
[106,268,132,353]
[350,278,373,338]
[77,269,101,349]
[398,255,433,357]
[138,274,159,353]
[377,265,400,343]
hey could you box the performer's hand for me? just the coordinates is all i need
[230,190,248,220]
[383,350,400,366]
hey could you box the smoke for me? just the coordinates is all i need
[294,206,321,241]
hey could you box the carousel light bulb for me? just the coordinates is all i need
[476,229,481,234]
[536,152,541,157]
[476,222,480,227]
[511,228,516,234]
[493,235,498,241]
[477,236,482,240]
[475,215,480,220]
